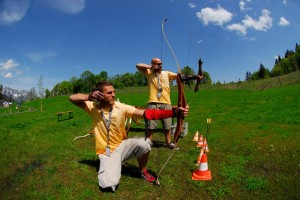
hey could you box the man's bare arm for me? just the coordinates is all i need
[69,93,89,109]
[136,63,151,73]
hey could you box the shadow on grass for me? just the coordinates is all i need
[78,160,158,183]
[78,159,99,172]
[78,159,158,193]
[151,140,166,148]
[78,159,157,178]
[57,117,73,122]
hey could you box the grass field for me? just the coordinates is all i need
[0,81,300,199]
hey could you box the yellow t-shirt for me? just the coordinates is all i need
[144,69,177,104]
[84,101,136,154]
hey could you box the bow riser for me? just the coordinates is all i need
[194,59,203,92]
[174,74,187,143]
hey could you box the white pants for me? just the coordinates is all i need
[98,137,152,191]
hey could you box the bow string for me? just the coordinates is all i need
[161,18,187,145]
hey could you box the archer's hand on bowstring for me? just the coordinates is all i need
[88,90,104,102]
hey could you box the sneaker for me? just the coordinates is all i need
[167,142,179,150]
[141,169,155,183]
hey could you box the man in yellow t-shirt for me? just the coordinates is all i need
[69,81,189,192]
[136,58,178,149]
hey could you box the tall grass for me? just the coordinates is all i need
[0,82,299,199]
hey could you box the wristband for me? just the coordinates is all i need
[88,93,93,101]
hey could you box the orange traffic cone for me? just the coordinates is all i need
[192,153,212,180]
[203,138,209,153]
[197,134,204,147]
[195,148,204,166]
[193,131,199,142]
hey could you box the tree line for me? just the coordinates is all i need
[245,43,300,81]
[48,66,212,97]
[1,43,298,102]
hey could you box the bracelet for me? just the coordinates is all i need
[88,93,93,101]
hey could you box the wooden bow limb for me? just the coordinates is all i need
[173,73,187,144]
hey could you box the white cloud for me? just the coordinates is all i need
[0,59,21,79]
[226,9,273,35]
[239,1,246,11]
[239,0,252,12]
[0,59,19,71]
[278,17,290,26]
[196,5,233,26]
[251,9,272,31]
[283,0,287,5]
[227,23,247,35]
[0,0,30,25]
[188,3,197,8]
[2,76,36,90]
[4,72,12,78]
[27,52,58,63]
[247,36,257,41]
[42,0,85,14]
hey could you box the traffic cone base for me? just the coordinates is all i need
[192,170,211,180]
[192,153,212,181]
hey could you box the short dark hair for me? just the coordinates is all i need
[93,81,113,92]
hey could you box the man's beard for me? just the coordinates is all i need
[152,67,162,73]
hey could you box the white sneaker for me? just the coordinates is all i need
[167,142,179,150]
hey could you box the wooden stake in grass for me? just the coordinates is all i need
[206,118,212,139]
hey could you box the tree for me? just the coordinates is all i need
[120,73,134,87]
[182,66,195,76]
[69,76,77,93]
[80,71,95,92]
[37,75,45,98]
[250,71,259,80]
[45,89,51,98]
[202,71,212,85]
[99,71,108,81]
[72,79,84,93]
[258,63,269,79]
[51,83,60,96]
[0,84,3,101]
[133,71,147,86]
[58,81,71,95]
[27,87,37,100]
[245,71,251,81]
[111,74,124,89]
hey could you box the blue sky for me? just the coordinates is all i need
[0,0,299,91]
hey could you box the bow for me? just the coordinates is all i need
[155,18,203,186]
[161,18,187,145]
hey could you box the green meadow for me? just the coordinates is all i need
[1,80,300,199]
